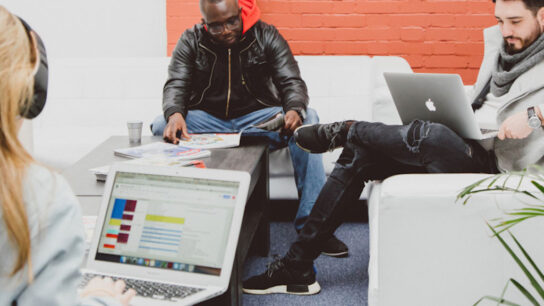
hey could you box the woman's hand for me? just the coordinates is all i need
[80,277,136,306]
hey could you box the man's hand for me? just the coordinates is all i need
[283,110,303,134]
[498,110,533,140]
[163,113,190,144]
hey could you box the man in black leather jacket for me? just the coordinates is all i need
[151,0,348,256]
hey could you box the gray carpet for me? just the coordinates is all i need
[242,222,369,306]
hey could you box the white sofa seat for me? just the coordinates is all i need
[368,174,544,305]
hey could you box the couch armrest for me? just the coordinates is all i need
[368,173,544,306]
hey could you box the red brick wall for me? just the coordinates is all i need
[167,0,496,84]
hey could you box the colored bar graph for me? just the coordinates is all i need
[109,219,122,226]
[111,199,126,219]
[117,233,129,243]
[122,214,134,221]
[145,214,185,224]
[103,244,115,249]
[120,224,131,231]
[125,200,137,212]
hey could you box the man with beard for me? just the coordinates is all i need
[151,0,348,256]
[243,0,544,295]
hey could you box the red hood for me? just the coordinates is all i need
[239,0,260,34]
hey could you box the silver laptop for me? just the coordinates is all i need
[383,72,498,140]
[81,163,250,305]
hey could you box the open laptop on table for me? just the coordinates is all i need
[383,72,498,140]
[80,163,250,305]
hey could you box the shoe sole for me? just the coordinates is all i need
[321,250,349,258]
[242,281,321,295]
[293,124,334,154]
[293,124,317,153]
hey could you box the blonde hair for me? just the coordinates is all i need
[0,5,38,279]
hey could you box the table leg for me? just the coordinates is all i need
[199,146,270,306]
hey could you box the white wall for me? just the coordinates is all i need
[2,0,168,169]
[2,0,166,59]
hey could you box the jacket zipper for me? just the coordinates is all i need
[194,43,217,107]
[239,39,275,107]
[226,48,232,117]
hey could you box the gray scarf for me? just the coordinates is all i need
[491,32,544,97]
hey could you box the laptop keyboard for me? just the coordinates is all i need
[80,273,204,301]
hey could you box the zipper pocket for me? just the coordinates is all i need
[241,74,275,107]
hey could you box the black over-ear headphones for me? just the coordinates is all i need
[18,17,48,119]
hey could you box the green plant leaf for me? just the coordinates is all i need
[510,232,544,284]
[457,176,493,202]
[502,174,513,189]
[494,221,526,236]
[516,174,526,190]
[460,187,539,200]
[495,216,531,228]
[506,212,543,217]
[487,224,544,299]
[511,207,544,214]
[518,190,540,200]
[532,181,544,194]
[509,278,539,306]
[472,295,521,306]
[488,175,503,188]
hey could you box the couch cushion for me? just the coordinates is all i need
[297,56,373,124]
[370,56,412,124]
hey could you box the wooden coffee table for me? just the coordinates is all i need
[63,135,270,305]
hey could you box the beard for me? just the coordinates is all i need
[504,24,543,55]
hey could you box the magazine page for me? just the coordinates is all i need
[89,159,206,181]
[178,132,241,149]
[124,157,205,167]
[114,142,210,159]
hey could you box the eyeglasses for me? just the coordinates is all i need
[205,14,241,35]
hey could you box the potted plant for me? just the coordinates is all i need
[457,165,544,305]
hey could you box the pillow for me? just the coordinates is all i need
[370,56,412,124]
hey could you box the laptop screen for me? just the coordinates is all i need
[94,171,240,276]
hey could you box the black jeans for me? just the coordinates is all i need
[285,120,499,268]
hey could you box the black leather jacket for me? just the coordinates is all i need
[162,20,309,120]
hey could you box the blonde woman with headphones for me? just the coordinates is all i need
[0,6,135,305]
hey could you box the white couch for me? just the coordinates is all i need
[31,55,412,200]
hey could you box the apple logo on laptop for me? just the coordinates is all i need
[425,99,437,112]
